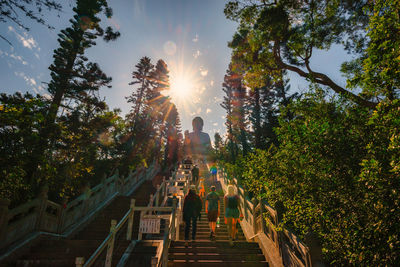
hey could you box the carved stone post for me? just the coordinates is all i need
[260,198,266,234]
[274,200,285,254]
[82,183,91,216]
[304,231,325,267]
[126,199,135,240]
[105,219,117,267]
[0,199,10,242]
[35,184,49,231]
[162,177,166,199]
[251,198,258,235]
[155,184,160,207]
[57,196,69,233]
[75,257,85,267]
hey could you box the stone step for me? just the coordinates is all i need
[169,253,265,261]
[168,261,269,267]
[170,247,262,254]
[171,241,259,249]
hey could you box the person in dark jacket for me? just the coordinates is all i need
[183,185,202,246]
[191,165,199,185]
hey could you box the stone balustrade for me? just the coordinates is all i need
[218,167,324,267]
[0,162,159,252]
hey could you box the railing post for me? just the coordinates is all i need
[252,198,258,235]
[127,199,136,240]
[35,184,49,231]
[162,177,166,198]
[149,194,154,214]
[105,219,117,267]
[172,198,177,241]
[81,183,92,217]
[275,201,285,255]
[0,199,10,242]
[260,198,266,234]
[138,211,143,240]
[57,196,69,233]
[156,184,160,207]
[75,257,85,267]
[151,256,158,267]
[304,231,325,267]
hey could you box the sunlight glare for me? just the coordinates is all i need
[170,75,192,99]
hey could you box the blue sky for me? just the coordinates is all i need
[0,0,352,142]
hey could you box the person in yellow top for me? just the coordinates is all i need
[198,178,205,198]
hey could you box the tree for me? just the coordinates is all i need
[0,0,62,45]
[0,93,48,205]
[26,0,120,186]
[221,66,238,161]
[126,56,154,130]
[225,0,379,108]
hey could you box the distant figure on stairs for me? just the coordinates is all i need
[224,185,243,246]
[191,164,199,185]
[184,117,212,162]
[183,185,203,247]
[205,185,220,240]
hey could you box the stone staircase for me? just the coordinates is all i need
[168,182,268,267]
[11,180,157,267]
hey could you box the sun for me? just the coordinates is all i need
[170,75,192,99]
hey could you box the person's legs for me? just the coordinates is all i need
[184,218,190,241]
[210,222,216,233]
[226,217,233,238]
[191,216,197,240]
[232,219,237,240]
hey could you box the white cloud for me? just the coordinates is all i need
[192,34,199,42]
[196,107,202,114]
[43,93,52,100]
[34,53,40,59]
[193,50,201,59]
[213,122,218,126]
[206,108,212,114]
[8,26,38,50]
[14,71,37,88]
[0,49,28,65]
[210,80,214,86]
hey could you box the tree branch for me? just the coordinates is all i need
[273,41,377,109]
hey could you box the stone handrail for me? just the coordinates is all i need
[75,180,177,267]
[218,168,323,267]
[157,201,177,267]
[0,162,158,252]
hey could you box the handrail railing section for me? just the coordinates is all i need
[0,162,159,252]
[76,175,184,267]
[218,166,324,267]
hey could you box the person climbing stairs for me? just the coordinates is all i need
[168,181,268,266]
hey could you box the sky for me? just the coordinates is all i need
[0,0,352,142]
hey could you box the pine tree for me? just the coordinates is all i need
[27,0,120,186]
[126,56,154,131]
[221,66,239,161]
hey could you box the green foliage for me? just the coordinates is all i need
[225,0,377,108]
[221,90,400,264]
[222,1,400,264]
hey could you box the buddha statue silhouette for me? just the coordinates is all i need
[184,117,212,162]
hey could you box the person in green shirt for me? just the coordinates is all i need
[205,186,220,239]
